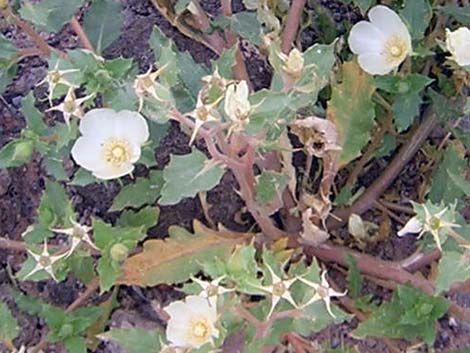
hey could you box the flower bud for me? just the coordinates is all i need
[12,140,33,163]
[110,243,129,262]
[58,323,74,337]
[282,48,304,79]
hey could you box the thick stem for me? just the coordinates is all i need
[329,107,438,229]
[281,0,307,54]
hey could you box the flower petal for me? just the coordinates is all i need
[92,163,134,180]
[115,110,149,145]
[357,53,397,75]
[166,323,189,347]
[348,21,386,54]
[185,295,217,322]
[368,5,411,43]
[79,108,117,138]
[71,136,104,170]
[397,217,423,237]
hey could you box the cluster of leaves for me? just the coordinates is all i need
[0,0,469,352]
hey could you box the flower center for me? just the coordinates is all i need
[385,37,408,63]
[273,282,286,297]
[429,216,441,231]
[63,100,76,113]
[39,256,51,267]
[190,320,211,339]
[50,71,62,84]
[103,138,131,167]
[206,284,218,297]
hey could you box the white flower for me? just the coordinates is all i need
[297,270,346,318]
[164,295,219,349]
[71,109,149,180]
[446,27,470,67]
[224,80,251,131]
[47,87,93,126]
[51,218,98,258]
[348,5,412,75]
[24,241,66,282]
[191,276,235,307]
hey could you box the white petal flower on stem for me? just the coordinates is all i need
[224,80,251,132]
[71,108,149,180]
[51,218,98,258]
[446,27,470,67]
[348,5,412,75]
[164,295,220,349]
[25,242,66,282]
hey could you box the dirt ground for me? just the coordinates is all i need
[1,1,470,352]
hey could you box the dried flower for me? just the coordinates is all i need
[348,5,412,75]
[24,242,66,282]
[446,27,470,67]
[134,66,166,112]
[164,295,219,349]
[280,48,304,79]
[47,87,93,126]
[51,219,97,258]
[37,61,79,105]
[297,270,346,318]
[71,109,149,180]
[224,80,251,132]
[187,94,221,145]
[191,276,235,307]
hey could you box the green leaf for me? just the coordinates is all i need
[110,171,164,211]
[69,168,97,186]
[429,89,459,122]
[255,171,287,205]
[175,0,191,14]
[117,207,159,232]
[18,0,85,32]
[38,180,75,230]
[231,12,262,46]
[448,170,470,197]
[346,255,362,298]
[392,92,421,132]
[0,139,34,169]
[435,251,470,294]
[213,45,237,79]
[353,284,449,345]
[429,144,466,204]
[0,302,19,342]
[0,34,18,65]
[327,60,375,167]
[439,5,470,24]
[159,149,225,205]
[69,255,95,284]
[119,220,248,286]
[64,336,87,353]
[99,328,162,353]
[83,0,124,53]
[400,0,432,40]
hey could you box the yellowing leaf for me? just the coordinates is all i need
[327,60,376,167]
[118,220,252,286]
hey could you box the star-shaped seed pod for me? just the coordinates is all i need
[133,66,167,112]
[24,242,66,282]
[191,276,235,307]
[297,270,346,318]
[51,218,98,258]
[37,61,79,105]
[47,87,93,126]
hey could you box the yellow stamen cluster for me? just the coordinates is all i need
[103,138,131,167]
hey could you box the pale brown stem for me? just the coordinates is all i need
[281,0,307,54]
[70,17,95,52]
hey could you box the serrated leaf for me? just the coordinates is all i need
[439,5,470,24]
[21,93,48,136]
[110,171,164,211]
[38,180,75,229]
[99,328,162,353]
[83,0,124,53]
[69,168,97,186]
[117,207,159,232]
[400,0,432,40]
[435,251,470,294]
[119,220,250,286]
[429,144,466,204]
[64,336,87,353]
[255,170,288,205]
[19,0,85,33]
[0,139,34,169]
[353,284,449,345]
[213,45,237,79]
[0,34,18,63]
[0,302,19,342]
[392,92,421,132]
[159,149,225,205]
[327,60,376,167]
[231,12,262,46]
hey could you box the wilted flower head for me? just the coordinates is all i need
[47,87,93,126]
[446,27,470,68]
[187,93,222,145]
[224,80,251,132]
[164,295,219,349]
[134,66,166,111]
[37,61,79,105]
[348,5,412,75]
[71,109,149,180]
[398,202,460,251]
[51,218,97,258]
[25,241,66,282]
[280,48,304,79]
